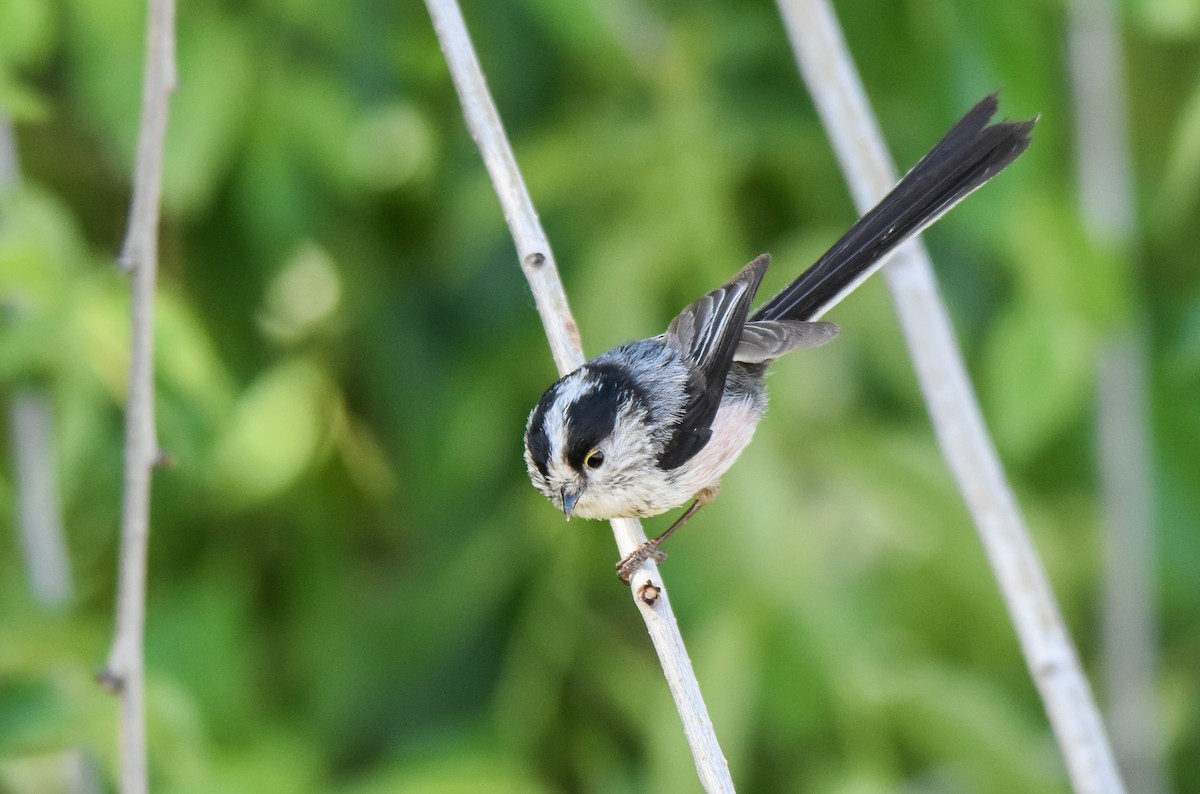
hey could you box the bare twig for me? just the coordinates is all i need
[1068,0,1164,789]
[1094,337,1159,790]
[2,117,74,609]
[99,0,177,792]
[775,1,1126,791]
[8,390,74,607]
[4,112,104,794]
[421,1,733,790]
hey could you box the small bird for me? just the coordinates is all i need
[523,95,1035,582]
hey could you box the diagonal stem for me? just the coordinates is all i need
[775,1,1126,791]
[421,1,734,791]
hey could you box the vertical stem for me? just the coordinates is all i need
[1095,338,1160,791]
[98,1,177,792]
[1068,0,1164,789]
[8,389,74,608]
[775,1,1126,791]
[3,113,104,794]
[2,117,74,610]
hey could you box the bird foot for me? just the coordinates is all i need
[616,541,667,584]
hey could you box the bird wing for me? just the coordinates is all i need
[656,254,770,470]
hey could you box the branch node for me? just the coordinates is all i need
[637,580,662,606]
[1038,660,1063,680]
[524,251,546,268]
[96,668,125,694]
[564,317,581,349]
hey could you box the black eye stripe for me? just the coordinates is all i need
[563,363,646,471]
[563,387,618,470]
[526,362,650,476]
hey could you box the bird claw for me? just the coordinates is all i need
[616,541,668,584]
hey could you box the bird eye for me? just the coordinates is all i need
[584,449,605,469]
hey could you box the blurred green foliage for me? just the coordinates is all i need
[1,0,1198,791]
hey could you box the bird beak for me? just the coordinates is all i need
[561,484,583,520]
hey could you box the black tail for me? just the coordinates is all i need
[751,94,1035,323]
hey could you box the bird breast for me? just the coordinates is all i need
[663,393,765,502]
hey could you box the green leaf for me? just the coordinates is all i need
[209,357,330,507]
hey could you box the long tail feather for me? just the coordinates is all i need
[751,94,1035,323]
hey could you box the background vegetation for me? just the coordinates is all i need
[2,0,1198,791]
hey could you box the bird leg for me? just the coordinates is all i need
[616,485,719,584]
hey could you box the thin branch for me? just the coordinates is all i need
[98,0,177,792]
[8,389,74,608]
[775,1,1126,792]
[1068,0,1136,246]
[1068,0,1164,790]
[2,117,74,610]
[4,112,105,794]
[421,1,733,791]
